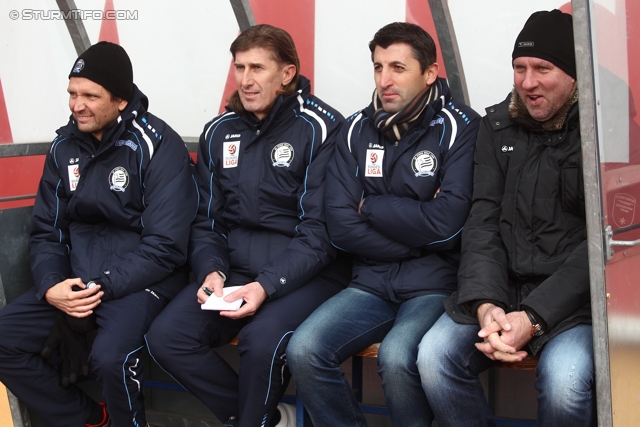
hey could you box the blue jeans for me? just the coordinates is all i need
[417,312,596,427]
[287,287,446,427]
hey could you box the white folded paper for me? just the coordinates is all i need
[200,286,244,311]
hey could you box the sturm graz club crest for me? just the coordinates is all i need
[109,167,129,192]
[271,143,294,167]
[72,59,85,73]
[411,151,437,177]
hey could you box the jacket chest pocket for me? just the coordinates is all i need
[561,165,584,214]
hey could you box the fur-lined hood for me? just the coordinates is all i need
[508,85,578,131]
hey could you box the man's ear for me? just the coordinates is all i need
[424,63,439,87]
[281,64,296,87]
[117,99,128,112]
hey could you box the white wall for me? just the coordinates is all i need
[449,0,567,113]
[0,0,567,142]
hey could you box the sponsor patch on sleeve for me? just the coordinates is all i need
[115,139,138,151]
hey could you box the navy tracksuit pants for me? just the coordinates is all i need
[145,272,344,427]
[0,286,167,427]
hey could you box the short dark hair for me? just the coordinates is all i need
[228,24,300,114]
[369,22,437,73]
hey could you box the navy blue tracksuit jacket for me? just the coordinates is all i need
[30,85,197,300]
[189,75,346,298]
[145,76,350,427]
[0,84,197,427]
[326,78,481,302]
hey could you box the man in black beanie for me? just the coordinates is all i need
[0,41,198,426]
[418,10,595,426]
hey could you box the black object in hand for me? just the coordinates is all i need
[41,313,96,387]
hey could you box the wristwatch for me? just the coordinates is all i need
[86,279,100,290]
[525,310,545,337]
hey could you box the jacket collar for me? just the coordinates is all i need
[363,77,452,138]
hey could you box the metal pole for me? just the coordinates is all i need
[572,1,613,425]
[229,0,256,32]
[56,0,91,55]
[428,0,469,105]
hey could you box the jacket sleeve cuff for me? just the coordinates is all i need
[358,195,376,220]
[197,269,227,286]
[521,304,548,333]
[256,272,278,299]
[469,299,506,317]
[194,261,228,287]
[98,272,114,300]
[35,273,68,300]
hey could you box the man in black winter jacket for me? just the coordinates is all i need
[0,42,197,427]
[418,10,595,427]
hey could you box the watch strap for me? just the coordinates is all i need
[525,310,544,337]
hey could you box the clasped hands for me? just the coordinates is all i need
[475,303,532,363]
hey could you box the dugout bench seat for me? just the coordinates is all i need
[0,205,538,427]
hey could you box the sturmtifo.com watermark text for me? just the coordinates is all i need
[9,9,138,20]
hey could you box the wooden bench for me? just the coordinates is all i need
[495,357,539,371]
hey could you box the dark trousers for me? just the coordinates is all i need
[0,287,167,427]
[145,275,343,427]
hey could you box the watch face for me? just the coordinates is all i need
[86,281,97,289]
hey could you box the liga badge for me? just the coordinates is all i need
[67,164,80,191]
[223,141,240,168]
[365,149,384,177]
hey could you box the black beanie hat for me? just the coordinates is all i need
[69,41,134,101]
[512,10,576,79]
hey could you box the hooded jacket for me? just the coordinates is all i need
[445,89,590,355]
[325,78,480,302]
[189,76,348,299]
[29,85,198,301]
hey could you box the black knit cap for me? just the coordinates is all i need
[68,41,134,101]
[512,10,576,79]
